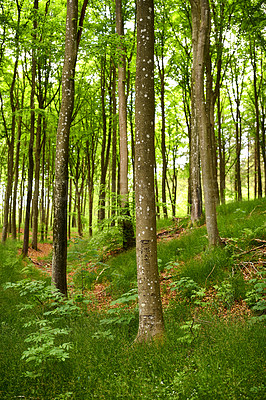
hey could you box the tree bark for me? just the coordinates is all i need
[135,0,164,341]
[116,0,135,248]
[32,113,42,249]
[217,92,225,204]
[111,65,117,226]
[98,56,111,224]
[250,40,262,198]
[52,0,79,296]
[190,59,202,223]
[22,0,38,256]
[191,0,220,246]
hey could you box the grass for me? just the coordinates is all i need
[0,198,265,399]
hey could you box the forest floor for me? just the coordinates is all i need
[1,199,265,400]
[20,224,265,320]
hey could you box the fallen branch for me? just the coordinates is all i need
[254,239,266,244]
[238,244,265,257]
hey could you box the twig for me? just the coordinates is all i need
[205,265,216,287]
[254,239,266,244]
[248,205,262,218]
[238,244,265,256]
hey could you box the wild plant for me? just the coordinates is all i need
[4,279,80,379]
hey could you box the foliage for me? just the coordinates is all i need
[1,200,266,399]
[245,270,266,322]
[3,279,80,380]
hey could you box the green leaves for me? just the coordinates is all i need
[245,271,266,322]
[4,279,81,379]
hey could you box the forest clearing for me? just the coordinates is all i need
[1,198,265,399]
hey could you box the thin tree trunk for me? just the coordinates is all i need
[111,65,117,226]
[68,177,72,240]
[22,0,38,256]
[251,41,262,198]
[12,114,23,239]
[116,0,135,248]
[217,92,225,204]
[191,0,220,246]
[32,113,42,249]
[98,56,111,224]
[40,124,46,242]
[190,0,202,224]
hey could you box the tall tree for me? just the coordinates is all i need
[1,0,22,242]
[22,0,38,256]
[190,0,220,246]
[52,0,88,295]
[155,0,168,219]
[135,0,164,341]
[116,0,135,249]
[98,55,112,225]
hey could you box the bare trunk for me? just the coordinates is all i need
[22,0,38,256]
[191,0,220,246]
[116,0,135,248]
[135,0,164,341]
[32,113,42,249]
[12,115,22,239]
[111,65,117,225]
[52,0,79,296]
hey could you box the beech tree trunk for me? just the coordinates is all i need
[191,0,220,246]
[2,0,21,242]
[98,56,111,224]
[12,114,23,239]
[111,66,117,225]
[32,113,42,249]
[135,0,164,341]
[116,0,135,248]
[22,0,38,256]
[52,0,79,295]
[217,92,225,204]
[250,41,262,198]
[190,63,202,223]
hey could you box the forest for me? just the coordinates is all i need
[0,0,266,399]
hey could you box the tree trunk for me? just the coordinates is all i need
[2,0,21,242]
[22,0,38,256]
[217,93,225,204]
[40,124,46,242]
[235,98,242,201]
[111,65,117,226]
[154,162,160,219]
[116,0,135,248]
[135,0,164,341]
[190,0,203,224]
[190,67,202,223]
[251,41,262,198]
[52,0,79,296]
[260,99,266,196]
[191,0,220,246]
[32,113,42,249]
[98,56,111,224]
[12,114,23,239]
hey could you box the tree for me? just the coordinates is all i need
[190,0,221,246]
[135,0,164,341]
[116,0,135,249]
[22,0,38,256]
[52,0,88,295]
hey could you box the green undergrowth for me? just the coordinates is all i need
[1,198,265,399]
